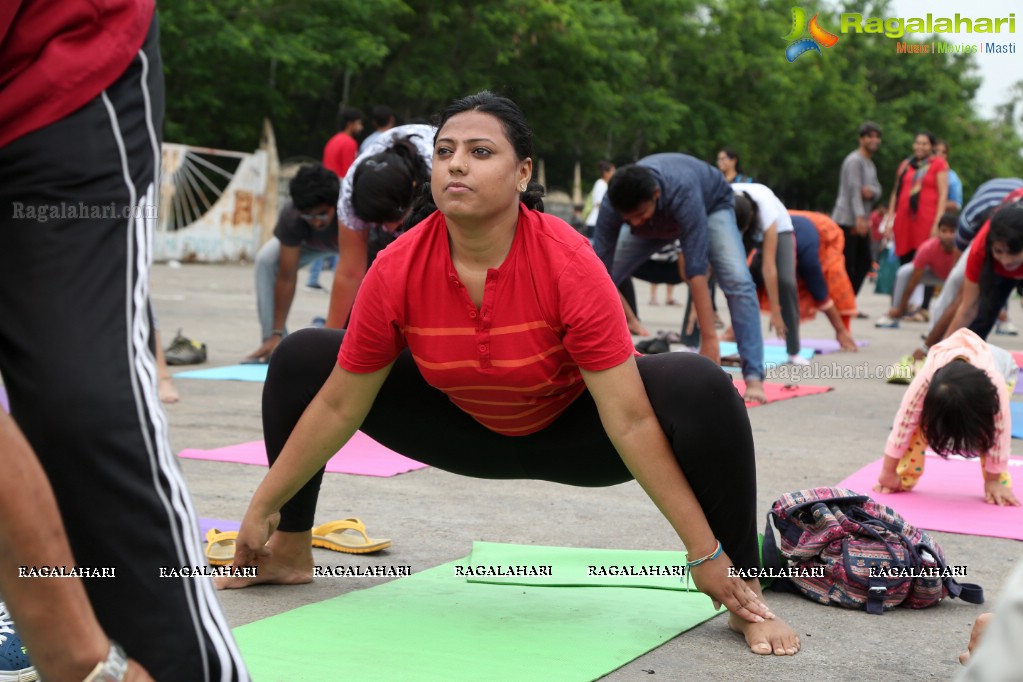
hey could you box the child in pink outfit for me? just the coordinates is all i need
[875,328,1020,506]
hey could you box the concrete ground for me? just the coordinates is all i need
[152,262,1022,681]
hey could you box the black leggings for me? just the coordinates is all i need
[842,225,873,296]
[264,329,761,570]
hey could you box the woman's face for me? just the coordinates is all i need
[912,135,933,159]
[990,241,1023,272]
[432,111,531,222]
[716,151,735,175]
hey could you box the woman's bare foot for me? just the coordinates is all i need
[628,320,651,337]
[743,379,767,405]
[959,612,992,665]
[158,376,179,404]
[728,612,801,655]
[216,530,315,589]
[727,579,799,655]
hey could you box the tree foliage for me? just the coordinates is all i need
[159,0,1023,209]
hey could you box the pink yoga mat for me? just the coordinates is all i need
[178,431,428,477]
[731,379,832,407]
[837,456,1023,541]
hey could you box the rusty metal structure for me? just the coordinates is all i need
[155,119,279,262]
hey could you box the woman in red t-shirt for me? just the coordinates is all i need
[884,131,949,262]
[946,204,1023,338]
[221,91,800,657]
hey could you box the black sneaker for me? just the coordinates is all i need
[164,329,208,366]
[0,601,37,682]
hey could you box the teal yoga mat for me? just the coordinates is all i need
[233,542,724,681]
[174,364,268,382]
[719,341,814,364]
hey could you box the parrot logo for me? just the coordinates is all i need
[783,7,839,62]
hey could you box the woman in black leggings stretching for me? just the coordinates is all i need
[223,91,800,657]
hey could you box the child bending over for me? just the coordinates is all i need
[875,327,1019,506]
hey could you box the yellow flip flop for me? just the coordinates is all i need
[311,518,391,554]
[205,528,238,566]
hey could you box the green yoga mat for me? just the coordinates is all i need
[233,542,724,681]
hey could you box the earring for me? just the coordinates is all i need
[518,184,526,192]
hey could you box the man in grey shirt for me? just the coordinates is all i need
[832,121,883,297]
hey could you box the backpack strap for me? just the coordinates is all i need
[945,579,985,604]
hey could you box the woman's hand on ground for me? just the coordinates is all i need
[232,508,280,567]
[836,329,858,352]
[873,469,903,494]
[689,553,773,623]
[984,480,1021,506]
[245,336,282,363]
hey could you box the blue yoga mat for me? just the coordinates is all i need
[1011,402,1023,439]
[174,364,269,382]
[720,341,814,364]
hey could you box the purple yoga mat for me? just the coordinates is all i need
[198,517,241,541]
[0,385,7,413]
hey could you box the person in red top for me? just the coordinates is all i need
[0,2,248,680]
[884,131,950,263]
[308,107,364,289]
[222,91,801,658]
[876,212,959,327]
[946,204,1023,339]
[321,106,364,178]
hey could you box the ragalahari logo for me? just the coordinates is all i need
[783,7,840,62]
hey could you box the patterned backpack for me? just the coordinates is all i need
[762,487,984,614]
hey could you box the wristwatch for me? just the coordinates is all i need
[82,641,129,682]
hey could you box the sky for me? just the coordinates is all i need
[886,0,1020,119]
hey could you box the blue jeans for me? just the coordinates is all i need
[305,254,338,286]
[255,237,336,341]
[607,209,764,381]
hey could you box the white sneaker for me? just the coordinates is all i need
[787,354,811,366]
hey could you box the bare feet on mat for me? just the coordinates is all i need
[743,379,767,405]
[959,612,992,665]
[158,376,179,404]
[216,530,314,589]
[728,612,801,655]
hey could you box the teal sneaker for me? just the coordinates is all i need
[0,602,37,682]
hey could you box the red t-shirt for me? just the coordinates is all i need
[912,237,956,280]
[892,155,949,257]
[338,206,635,436]
[965,222,1023,282]
[322,133,358,178]
[0,0,154,148]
